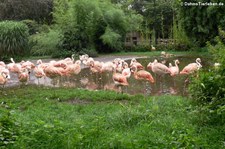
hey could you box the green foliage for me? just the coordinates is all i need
[171,16,192,51]
[0,108,19,148]
[128,44,150,52]
[53,0,142,54]
[189,29,225,124]
[100,26,122,51]
[0,0,53,24]
[21,20,40,35]
[30,29,60,56]
[179,0,225,46]
[0,21,30,60]
[0,85,224,148]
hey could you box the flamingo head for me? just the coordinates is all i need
[196,58,201,63]
[174,59,180,65]
[147,62,152,70]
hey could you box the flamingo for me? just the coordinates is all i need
[34,66,46,85]
[63,60,81,78]
[36,59,49,70]
[151,45,156,51]
[130,58,144,70]
[161,51,174,58]
[147,59,171,76]
[44,63,66,87]
[101,61,114,73]
[7,58,22,74]
[0,71,9,88]
[80,54,94,66]
[18,68,29,85]
[112,66,129,93]
[180,58,202,75]
[0,61,6,67]
[131,65,154,83]
[147,59,171,93]
[131,65,154,95]
[180,58,202,92]
[89,60,102,73]
[21,60,35,72]
[122,62,131,78]
[0,68,10,80]
[169,59,180,76]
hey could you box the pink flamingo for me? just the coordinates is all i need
[130,58,144,70]
[18,68,29,85]
[36,59,49,70]
[131,65,155,83]
[7,58,22,74]
[169,59,180,76]
[131,65,154,94]
[147,59,171,93]
[34,66,46,85]
[21,60,35,72]
[112,66,129,93]
[122,62,131,78]
[0,61,6,67]
[180,58,202,75]
[63,60,81,77]
[147,59,171,76]
[0,71,9,88]
[101,61,114,73]
[44,64,66,87]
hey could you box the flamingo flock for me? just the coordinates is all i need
[0,54,204,94]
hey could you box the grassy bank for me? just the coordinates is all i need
[0,85,224,148]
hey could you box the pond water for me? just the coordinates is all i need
[6,55,212,96]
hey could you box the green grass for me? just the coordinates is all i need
[0,85,224,148]
[101,50,211,58]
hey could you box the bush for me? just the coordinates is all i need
[30,29,61,56]
[128,44,150,52]
[0,21,30,60]
[0,108,20,148]
[189,29,225,124]
[21,20,40,35]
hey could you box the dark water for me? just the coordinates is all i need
[6,55,212,96]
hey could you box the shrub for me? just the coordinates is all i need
[30,29,61,56]
[0,21,29,60]
[0,108,20,148]
[21,20,40,35]
[189,29,225,124]
[128,44,150,52]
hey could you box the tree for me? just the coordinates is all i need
[179,0,225,46]
[53,0,142,53]
[0,0,53,24]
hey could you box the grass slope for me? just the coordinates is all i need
[0,85,224,148]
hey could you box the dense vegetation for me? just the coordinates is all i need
[0,0,224,148]
[189,28,225,124]
[0,86,224,148]
[1,0,224,58]
[0,21,29,61]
